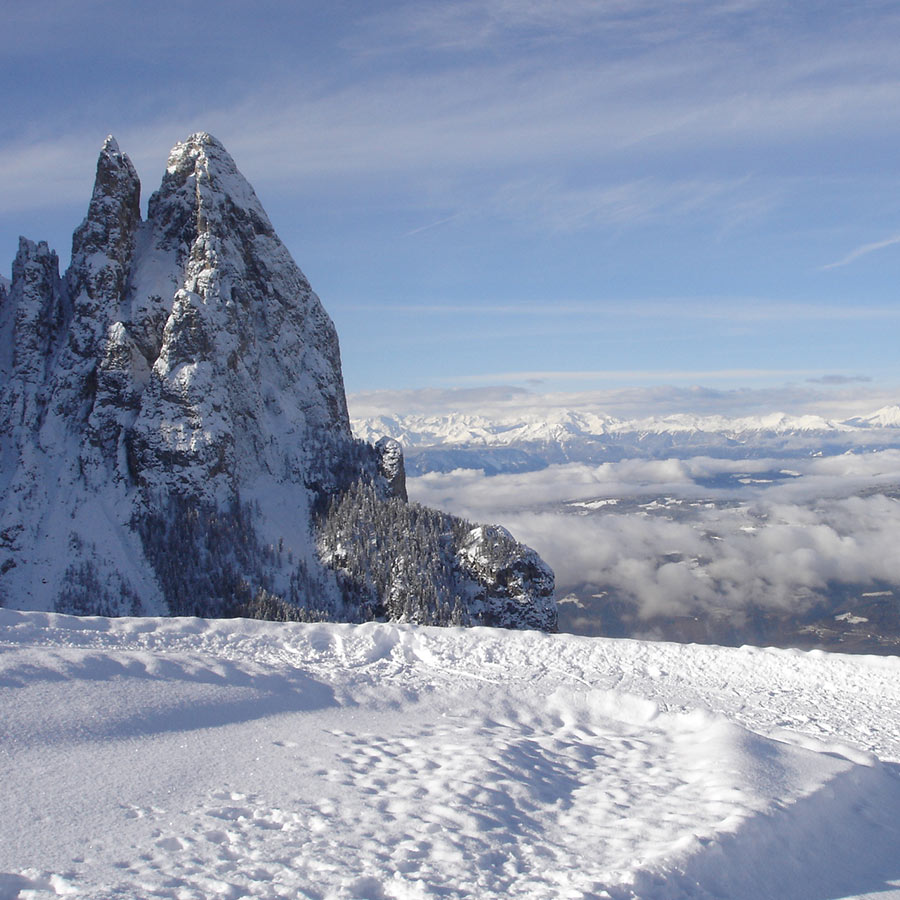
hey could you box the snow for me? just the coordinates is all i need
[3,610,900,899]
[350,404,899,452]
[857,405,900,428]
[836,612,869,625]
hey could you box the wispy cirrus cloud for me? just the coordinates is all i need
[6,0,900,397]
[7,2,900,222]
[822,233,900,269]
[445,368,832,386]
[341,297,900,322]
[807,374,873,386]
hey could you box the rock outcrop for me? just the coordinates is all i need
[0,133,556,630]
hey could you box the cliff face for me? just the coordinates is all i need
[0,133,556,630]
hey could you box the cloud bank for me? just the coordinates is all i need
[349,381,900,421]
[409,451,900,624]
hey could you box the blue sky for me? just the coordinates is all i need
[3,0,900,408]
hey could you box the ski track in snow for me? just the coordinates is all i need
[2,611,900,899]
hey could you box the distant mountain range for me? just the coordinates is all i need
[353,406,900,475]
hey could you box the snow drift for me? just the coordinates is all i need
[2,609,899,899]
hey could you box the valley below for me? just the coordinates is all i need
[359,404,900,654]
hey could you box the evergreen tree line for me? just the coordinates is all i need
[135,494,283,618]
[134,493,348,622]
[317,479,476,626]
[55,535,144,616]
[53,440,547,627]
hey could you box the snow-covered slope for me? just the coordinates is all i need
[2,610,899,899]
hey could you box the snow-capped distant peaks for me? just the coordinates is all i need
[353,406,897,449]
[351,402,900,477]
[849,405,900,428]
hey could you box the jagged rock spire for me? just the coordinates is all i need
[67,136,141,344]
[128,131,352,496]
[0,239,66,433]
[0,133,555,631]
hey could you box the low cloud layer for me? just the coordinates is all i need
[409,451,900,623]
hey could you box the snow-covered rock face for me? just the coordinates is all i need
[459,525,556,629]
[5,132,351,496]
[125,132,351,497]
[1,239,67,438]
[0,134,555,629]
[374,436,408,502]
[67,136,141,358]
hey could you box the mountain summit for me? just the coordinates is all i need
[0,133,555,630]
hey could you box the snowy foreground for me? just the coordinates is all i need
[2,611,900,900]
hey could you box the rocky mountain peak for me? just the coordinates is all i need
[0,133,556,631]
[1,239,65,413]
[166,131,232,172]
[375,437,408,502]
[128,132,351,498]
[69,134,141,309]
[149,131,275,255]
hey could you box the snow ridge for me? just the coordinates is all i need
[353,407,900,448]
